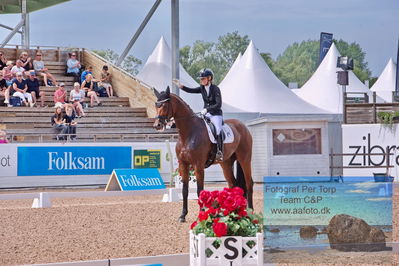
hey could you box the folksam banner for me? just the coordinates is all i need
[319,32,333,64]
[18,146,132,176]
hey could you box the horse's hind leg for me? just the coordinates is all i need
[237,158,254,209]
[220,158,236,188]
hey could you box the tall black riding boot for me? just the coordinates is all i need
[216,133,223,161]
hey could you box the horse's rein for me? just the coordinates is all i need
[155,98,198,122]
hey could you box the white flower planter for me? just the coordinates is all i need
[189,231,263,266]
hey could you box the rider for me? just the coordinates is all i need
[173,68,224,161]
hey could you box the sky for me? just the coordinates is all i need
[0,0,398,77]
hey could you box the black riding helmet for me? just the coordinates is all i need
[198,68,214,79]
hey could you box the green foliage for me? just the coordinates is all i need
[377,111,399,124]
[180,31,249,84]
[92,49,142,76]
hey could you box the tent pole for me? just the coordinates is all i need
[115,0,163,66]
[171,0,180,96]
[0,24,23,34]
[0,19,25,48]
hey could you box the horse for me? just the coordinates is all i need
[153,87,254,222]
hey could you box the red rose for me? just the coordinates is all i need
[231,187,244,196]
[222,196,239,212]
[198,211,209,221]
[213,217,220,223]
[253,219,259,224]
[218,190,229,205]
[199,190,213,208]
[211,190,219,199]
[235,195,247,209]
[238,208,247,217]
[213,222,228,237]
[223,209,230,216]
[191,221,198,229]
[206,207,218,216]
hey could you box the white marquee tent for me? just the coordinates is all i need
[137,36,242,113]
[294,43,381,113]
[370,58,397,102]
[219,41,328,114]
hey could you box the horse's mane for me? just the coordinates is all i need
[170,93,195,114]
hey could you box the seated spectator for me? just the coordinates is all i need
[33,52,57,86]
[51,107,68,141]
[0,72,10,107]
[63,105,77,141]
[0,130,8,144]
[11,72,34,107]
[11,60,26,78]
[26,71,46,107]
[54,83,68,108]
[0,52,7,70]
[99,65,114,97]
[2,61,14,86]
[80,65,93,83]
[70,82,85,117]
[81,74,101,107]
[66,52,82,82]
[19,51,33,75]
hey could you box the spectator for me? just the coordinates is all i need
[26,71,46,107]
[51,107,68,141]
[0,130,8,144]
[0,72,10,107]
[81,74,101,107]
[11,72,34,107]
[54,83,68,108]
[33,52,57,86]
[2,61,14,86]
[99,65,114,97]
[0,52,7,70]
[11,60,26,78]
[70,82,86,117]
[63,105,77,141]
[66,52,81,82]
[19,51,33,75]
[80,65,93,83]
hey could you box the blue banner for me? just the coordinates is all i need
[114,168,165,191]
[319,32,333,64]
[18,146,132,176]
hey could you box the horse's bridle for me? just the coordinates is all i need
[155,98,173,125]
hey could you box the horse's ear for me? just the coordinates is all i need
[166,86,170,97]
[153,88,161,99]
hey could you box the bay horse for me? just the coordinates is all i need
[153,87,254,222]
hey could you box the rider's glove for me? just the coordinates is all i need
[201,108,207,116]
[172,79,183,88]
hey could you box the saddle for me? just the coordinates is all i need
[202,117,234,168]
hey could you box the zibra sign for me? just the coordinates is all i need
[17,146,132,176]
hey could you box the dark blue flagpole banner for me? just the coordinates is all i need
[319,32,333,65]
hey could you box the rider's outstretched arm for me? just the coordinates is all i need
[181,85,201,94]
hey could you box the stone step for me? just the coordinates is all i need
[0,117,154,123]
[0,106,145,113]
[6,128,176,134]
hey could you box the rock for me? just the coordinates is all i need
[326,214,387,252]
[269,228,280,233]
[299,226,318,238]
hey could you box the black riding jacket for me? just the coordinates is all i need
[181,84,223,116]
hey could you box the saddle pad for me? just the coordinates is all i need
[205,121,234,144]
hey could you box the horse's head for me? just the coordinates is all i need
[153,86,174,131]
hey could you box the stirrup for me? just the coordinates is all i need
[215,151,223,161]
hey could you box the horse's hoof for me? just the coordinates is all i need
[178,216,186,223]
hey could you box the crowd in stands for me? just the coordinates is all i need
[0,49,115,141]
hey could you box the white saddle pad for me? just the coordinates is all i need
[204,121,234,144]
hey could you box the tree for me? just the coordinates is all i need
[271,39,372,87]
[92,49,142,76]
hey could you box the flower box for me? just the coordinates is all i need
[190,231,263,266]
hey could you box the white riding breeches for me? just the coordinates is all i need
[13,91,32,102]
[206,114,223,135]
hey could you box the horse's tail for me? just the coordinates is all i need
[236,161,247,196]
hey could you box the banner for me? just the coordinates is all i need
[0,145,17,177]
[18,146,132,176]
[319,32,333,64]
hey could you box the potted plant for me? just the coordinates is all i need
[377,111,399,125]
[189,187,263,266]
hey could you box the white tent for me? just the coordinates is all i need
[137,36,242,113]
[370,58,397,102]
[137,36,203,112]
[295,43,381,113]
[219,41,328,114]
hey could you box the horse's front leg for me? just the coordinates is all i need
[178,161,190,223]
